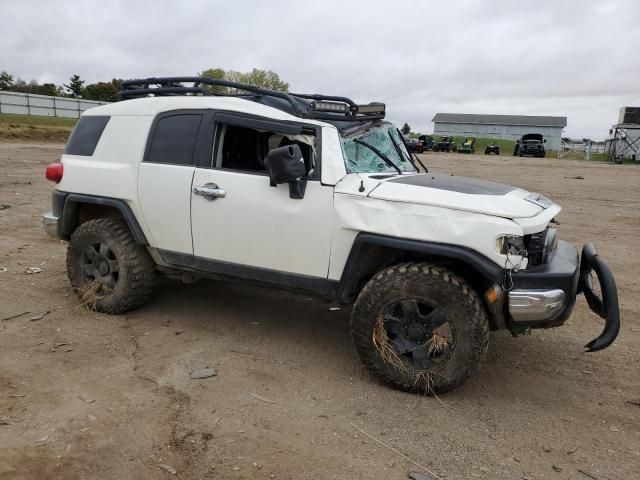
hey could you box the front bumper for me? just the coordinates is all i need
[507,240,620,351]
[578,244,620,351]
[521,147,543,154]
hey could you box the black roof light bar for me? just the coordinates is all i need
[118,77,385,122]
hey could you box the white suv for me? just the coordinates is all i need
[42,77,620,394]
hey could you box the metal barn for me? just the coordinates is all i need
[606,107,640,163]
[432,113,567,151]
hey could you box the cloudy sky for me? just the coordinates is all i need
[3,0,638,139]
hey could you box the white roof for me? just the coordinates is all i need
[83,96,330,127]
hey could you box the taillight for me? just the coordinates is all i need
[45,163,63,183]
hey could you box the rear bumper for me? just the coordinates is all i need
[42,212,59,237]
[41,190,66,239]
[507,241,620,351]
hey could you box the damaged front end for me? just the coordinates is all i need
[506,240,620,352]
[578,243,620,352]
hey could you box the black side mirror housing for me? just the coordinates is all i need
[264,144,308,199]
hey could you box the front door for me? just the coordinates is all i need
[190,114,334,291]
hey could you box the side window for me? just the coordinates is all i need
[213,123,316,176]
[147,114,203,165]
[64,116,110,156]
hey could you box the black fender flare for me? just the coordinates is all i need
[58,192,149,245]
[334,233,503,302]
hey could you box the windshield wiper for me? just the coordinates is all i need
[388,130,418,171]
[353,139,402,175]
[391,129,428,173]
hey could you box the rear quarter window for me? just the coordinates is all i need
[64,116,110,156]
[146,114,203,165]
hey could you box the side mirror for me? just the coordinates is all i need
[264,144,308,199]
[543,139,547,143]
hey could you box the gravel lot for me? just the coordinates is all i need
[1,143,639,480]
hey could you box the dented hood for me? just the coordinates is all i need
[367,173,545,218]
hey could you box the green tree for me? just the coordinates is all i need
[64,74,85,98]
[235,68,289,91]
[0,71,14,90]
[12,79,40,94]
[37,83,61,96]
[199,68,228,94]
[199,67,289,94]
[83,79,122,102]
[401,123,412,135]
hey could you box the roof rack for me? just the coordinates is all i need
[118,77,385,122]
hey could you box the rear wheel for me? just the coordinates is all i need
[351,263,489,394]
[67,218,156,313]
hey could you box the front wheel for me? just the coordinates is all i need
[67,218,156,313]
[351,263,489,394]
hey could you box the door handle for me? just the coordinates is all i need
[193,182,226,201]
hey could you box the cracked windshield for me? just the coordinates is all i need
[341,123,416,174]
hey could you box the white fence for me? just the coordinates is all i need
[0,91,108,118]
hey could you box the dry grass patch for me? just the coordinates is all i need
[73,280,110,314]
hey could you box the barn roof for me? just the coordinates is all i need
[432,113,567,128]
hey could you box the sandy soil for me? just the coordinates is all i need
[1,143,639,480]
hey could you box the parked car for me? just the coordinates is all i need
[418,134,434,151]
[402,136,425,153]
[432,136,457,152]
[485,142,501,155]
[514,133,546,157]
[42,76,619,395]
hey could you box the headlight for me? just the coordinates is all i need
[525,227,558,266]
[496,235,525,255]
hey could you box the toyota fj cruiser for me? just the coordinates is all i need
[42,77,620,394]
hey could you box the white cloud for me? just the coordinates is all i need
[3,0,638,139]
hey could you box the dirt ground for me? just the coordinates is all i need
[1,143,639,480]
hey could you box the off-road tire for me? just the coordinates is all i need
[67,218,155,314]
[351,262,489,394]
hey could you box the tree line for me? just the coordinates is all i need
[0,68,289,102]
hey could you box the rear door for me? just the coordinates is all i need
[137,110,209,254]
[190,112,334,291]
